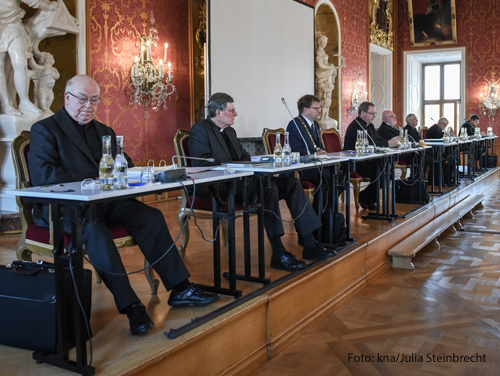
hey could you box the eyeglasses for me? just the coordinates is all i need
[309,106,321,111]
[365,111,377,116]
[68,92,101,105]
[224,108,236,114]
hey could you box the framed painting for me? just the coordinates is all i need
[408,0,457,47]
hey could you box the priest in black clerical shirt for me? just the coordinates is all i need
[189,92,334,272]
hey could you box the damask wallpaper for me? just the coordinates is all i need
[396,0,500,135]
[88,0,190,163]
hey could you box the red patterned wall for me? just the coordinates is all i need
[396,0,500,134]
[88,0,190,163]
[88,0,369,158]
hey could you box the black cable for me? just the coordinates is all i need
[69,253,93,367]
[83,179,194,278]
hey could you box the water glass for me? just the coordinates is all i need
[141,167,154,184]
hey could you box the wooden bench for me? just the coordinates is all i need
[388,194,485,269]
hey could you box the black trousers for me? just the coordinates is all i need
[213,176,322,255]
[58,198,190,313]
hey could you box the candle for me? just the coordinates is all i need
[141,46,145,64]
[134,56,138,76]
[159,59,162,79]
[164,43,168,62]
[146,41,150,61]
[168,62,172,81]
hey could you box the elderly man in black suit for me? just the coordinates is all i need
[343,102,398,210]
[28,75,219,337]
[404,113,433,174]
[189,92,333,272]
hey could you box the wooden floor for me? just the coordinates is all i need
[248,182,500,376]
[1,169,499,376]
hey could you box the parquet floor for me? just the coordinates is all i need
[247,184,500,376]
[0,174,497,376]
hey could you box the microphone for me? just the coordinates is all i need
[172,155,215,169]
[281,97,311,155]
[347,109,379,151]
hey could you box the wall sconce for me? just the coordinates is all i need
[127,11,177,119]
[479,77,500,127]
[351,68,367,115]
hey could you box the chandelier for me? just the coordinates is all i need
[479,78,500,118]
[351,67,367,115]
[127,11,177,119]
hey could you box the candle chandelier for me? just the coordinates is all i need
[127,11,177,119]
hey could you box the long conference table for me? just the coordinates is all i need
[7,169,253,375]
[7,137,495,374]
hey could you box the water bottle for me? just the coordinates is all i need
[274,132,283,167]
[355,130,361,154]
[363,130,369,153]
[114,136,128,189]
[398,128,405,149]
[283,132,292,166]
[99,135,115,191]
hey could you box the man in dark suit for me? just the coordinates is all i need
[286,94,327,186]
[404,113,432,175]
[426,117,453,139]
[460,114,480,137]
[378,109,411,165]
[28,75,219,337]
[377,110,400,141]
[189,92,333,272]
[343,102,398,210]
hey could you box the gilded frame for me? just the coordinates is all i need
[408,0,457,47]
[369,0,394,51]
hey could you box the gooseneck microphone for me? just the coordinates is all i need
[347,109,378,149]
[281,97,311,155]
[172,155,215,169]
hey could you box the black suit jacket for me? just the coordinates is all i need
[343,117,389,151]
[189,118,250,166]
[404,124,421,142]
[28,107,133,225]
[286,115,324,156]
[425,123,444,139]
[460,121,475,136]
[377,122,399,140]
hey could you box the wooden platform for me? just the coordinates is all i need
[1,168,498,376]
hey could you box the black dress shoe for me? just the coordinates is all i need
[271,251,308,272]
[168,283,220,307]
[360,199,377,211]
[302,241,334,260]
[126,303,154,336]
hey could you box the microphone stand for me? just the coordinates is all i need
[281,97,312,156]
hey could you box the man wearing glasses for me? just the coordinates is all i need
[28,75,220,337]
[343,101,398,210]
[189,92,333,272]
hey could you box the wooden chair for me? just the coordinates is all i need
[173,129,246,258]
[261,127,316,200]
[320,128,370,212]
[11,131,159,294]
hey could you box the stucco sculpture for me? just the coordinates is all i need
[0,0,78,115]
[315,34,345,130]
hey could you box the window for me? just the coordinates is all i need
[422,62,461,132]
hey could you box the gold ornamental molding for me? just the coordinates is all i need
[369,0,393,51]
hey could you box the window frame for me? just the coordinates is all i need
[422,61,462,133]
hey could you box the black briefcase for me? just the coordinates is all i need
[0,260,92,352]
